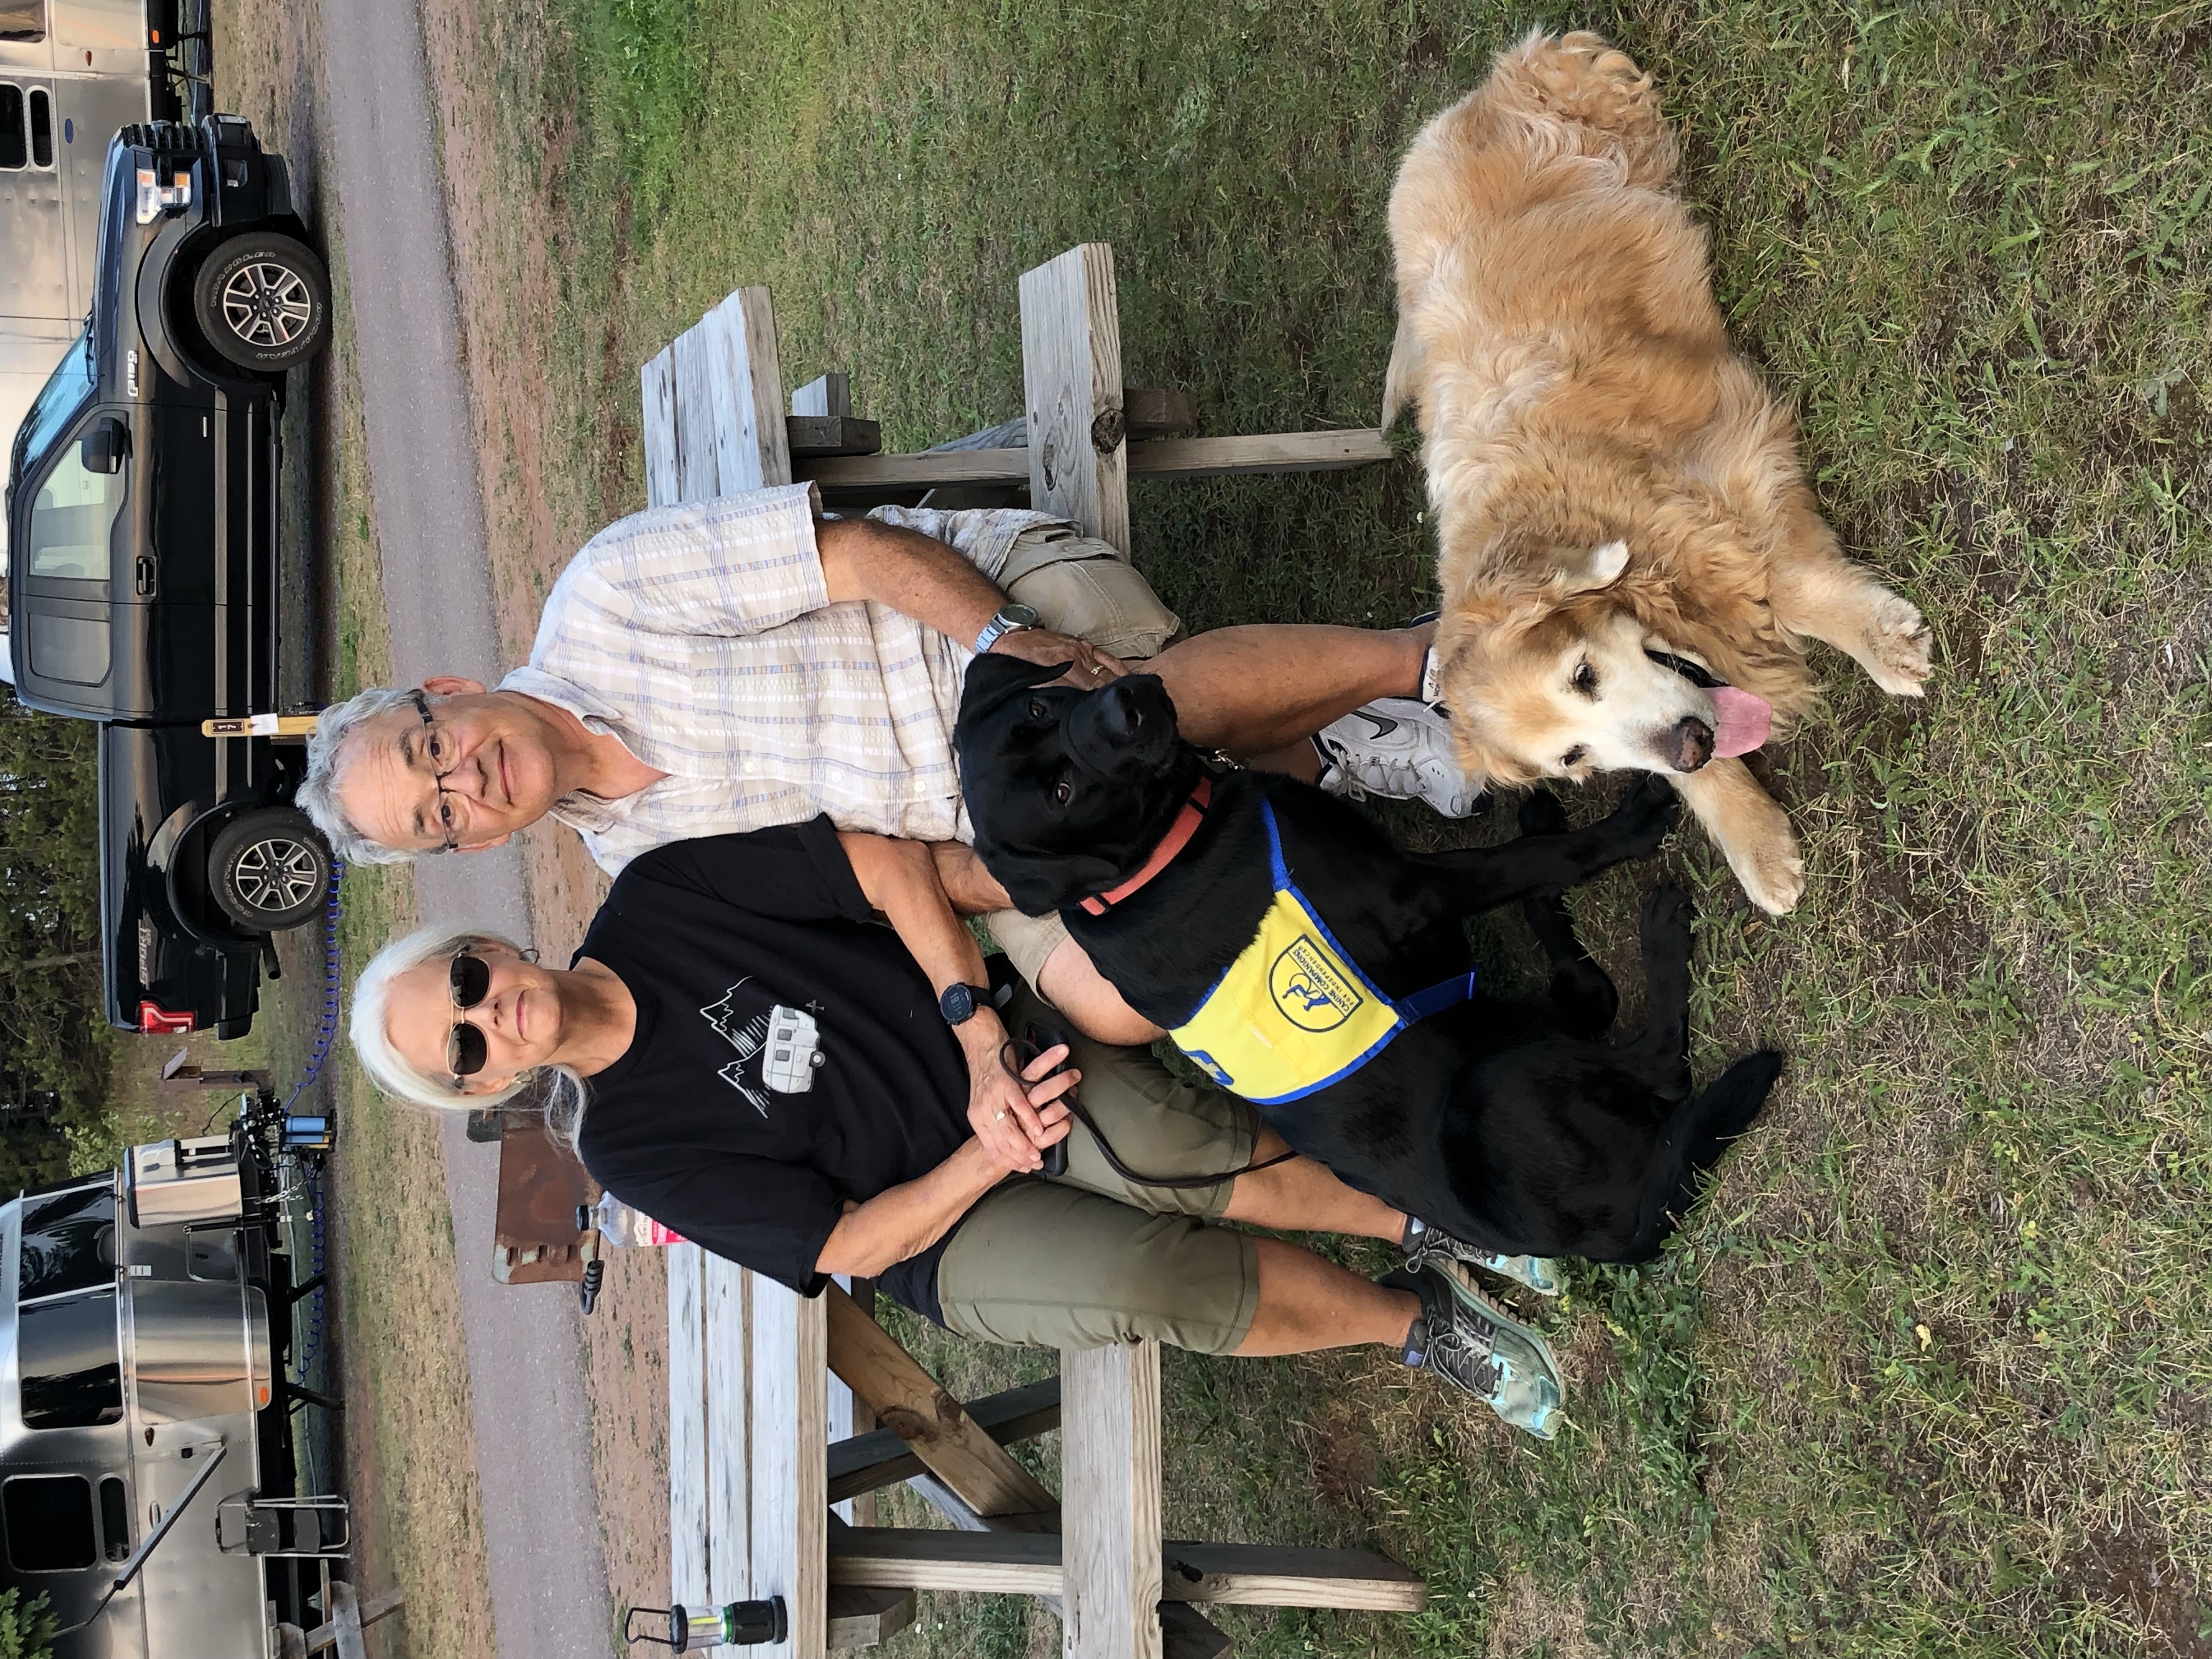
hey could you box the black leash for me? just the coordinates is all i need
[1002,1022,1299,1189]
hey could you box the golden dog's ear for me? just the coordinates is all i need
[1554,539,1629,596]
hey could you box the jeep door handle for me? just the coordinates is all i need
[134,555,157,596]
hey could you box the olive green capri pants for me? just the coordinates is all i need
[934,984,1264,1355]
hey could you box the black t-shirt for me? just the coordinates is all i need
[573,822,975,1321]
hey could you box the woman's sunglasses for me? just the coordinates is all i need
[447,950,493,1083]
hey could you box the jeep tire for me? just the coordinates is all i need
[210,809,332,933]
[193,232,331,371]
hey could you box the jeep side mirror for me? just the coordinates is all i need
[80,417,129,475]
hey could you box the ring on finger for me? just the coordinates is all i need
[993,1109,1008,1122]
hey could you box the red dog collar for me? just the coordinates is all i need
[1079,775,1212,916]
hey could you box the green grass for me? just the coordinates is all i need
[428,1,2208,1654]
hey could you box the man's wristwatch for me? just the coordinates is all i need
[972,602,1040,655]
[939,982,996,1027]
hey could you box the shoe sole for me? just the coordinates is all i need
[1439,1262,1565,1388]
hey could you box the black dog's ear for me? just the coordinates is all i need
[971,832,1123,918]
[958,651,1067,727]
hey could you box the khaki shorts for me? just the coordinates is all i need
[971,526,1181,1000]
[1001,526,1184,661]
[935,984,1261,1354]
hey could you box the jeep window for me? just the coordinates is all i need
[26,434,124,582]
[3,1477,97,1573]
[0,4,42,44]
[0,84,22,170]
[17,1288,123,1429]
[18,1184,117,1302]
[27,87,49,168]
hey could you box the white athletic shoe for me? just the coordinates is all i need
[1314,698,1487,819]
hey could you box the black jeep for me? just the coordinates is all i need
[5,115,332,1039]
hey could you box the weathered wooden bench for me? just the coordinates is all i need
[646,246,1424,1658]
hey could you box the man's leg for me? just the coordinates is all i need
[1148,623,1432,758]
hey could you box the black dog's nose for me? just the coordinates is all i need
[1667,716,1714,773]
[1093,676,1148,741]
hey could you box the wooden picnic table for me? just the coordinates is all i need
[645,246,1425,1658]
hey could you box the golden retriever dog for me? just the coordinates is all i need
[1383,29,1932,914]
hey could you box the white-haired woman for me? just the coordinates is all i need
[348,820,1567,1435]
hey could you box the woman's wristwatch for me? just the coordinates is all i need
[972,602,1040,655]
[939,982,997,1027]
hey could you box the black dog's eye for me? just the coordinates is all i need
[1027,699,1047,719]
[1052,778,1073,806]
[1561,747,1587,768]
[1572,662,1598,696]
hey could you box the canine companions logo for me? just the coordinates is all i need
[1268,934,1363,1032]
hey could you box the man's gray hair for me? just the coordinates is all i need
[297,685,430,866]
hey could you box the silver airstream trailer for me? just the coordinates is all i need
[0,1095,345,1657]
[2,1,209,575]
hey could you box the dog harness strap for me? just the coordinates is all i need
[1079,775,1214,916]
[1168,802,1475,1105]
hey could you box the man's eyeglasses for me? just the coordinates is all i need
[410,690,464,854]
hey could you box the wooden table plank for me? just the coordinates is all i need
[1062,1341,1163,1659]
[640,345,679,509]
[830,1531,1423,1611]
[300,1587,405,1656]
[325,1582,368,1659]
[1163,1544,1427,1612]
[751,1279,828,1659]
[827,1378,1061,1504]
[824,1283,1057,1524]
[704,1252,752,1601]
[701,287,793,493]
[1020,244,1130,556]
[796,431,1393,492]
[667,1242,710,1607]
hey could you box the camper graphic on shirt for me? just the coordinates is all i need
[701,981,824,1116]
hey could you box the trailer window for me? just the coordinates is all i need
[0,85,24,171]
[19,1184,117,1301]
[0,5,42,46]
[3,1478,97,1573]
[99,1477,129,1562]
[16,1290,123,1430]
[29,87,50,168]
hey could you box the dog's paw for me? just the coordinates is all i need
[1609,773,1682,854]
[1728,832,1806,916]
[1863,594,1934,697]
[1640,882,1695,947]
[1518,787,1568,838]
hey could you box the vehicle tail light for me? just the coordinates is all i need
[134,166,191,224]
[138,1003,195,1035]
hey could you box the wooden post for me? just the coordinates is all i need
[1060,1341,1163,1659]
[1020,245,1130,556]
[747,1279,828,1659]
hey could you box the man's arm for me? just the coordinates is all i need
[814,516,1120,676]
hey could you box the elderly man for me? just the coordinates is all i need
[301,486,1475,1040]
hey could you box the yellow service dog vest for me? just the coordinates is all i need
[1169,801,1475,1105]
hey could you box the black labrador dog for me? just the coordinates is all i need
[955,655,1780,1263]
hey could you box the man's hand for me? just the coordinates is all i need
[959,1012,1076,1172]
[989,627,1129,687]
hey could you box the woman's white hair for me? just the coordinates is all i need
[349,922,591,1144]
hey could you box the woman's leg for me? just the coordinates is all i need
[1218,1125,1406,1243]
[1233,1238,1421,1357]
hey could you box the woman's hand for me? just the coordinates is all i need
[960,1014,1077,1172]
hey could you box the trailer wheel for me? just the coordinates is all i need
[193,232,331,371]
[210,809,332,933]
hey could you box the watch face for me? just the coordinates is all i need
[1002,603,1040,628]
[941,983,975,1023]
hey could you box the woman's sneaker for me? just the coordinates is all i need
[1383,1263,1565,1440]
[1313,699,1488,818]
[1402,1215,1563,1297]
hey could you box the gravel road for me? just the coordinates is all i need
[310,2,612,1654]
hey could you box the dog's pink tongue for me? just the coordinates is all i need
[1709,686,1772,758]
